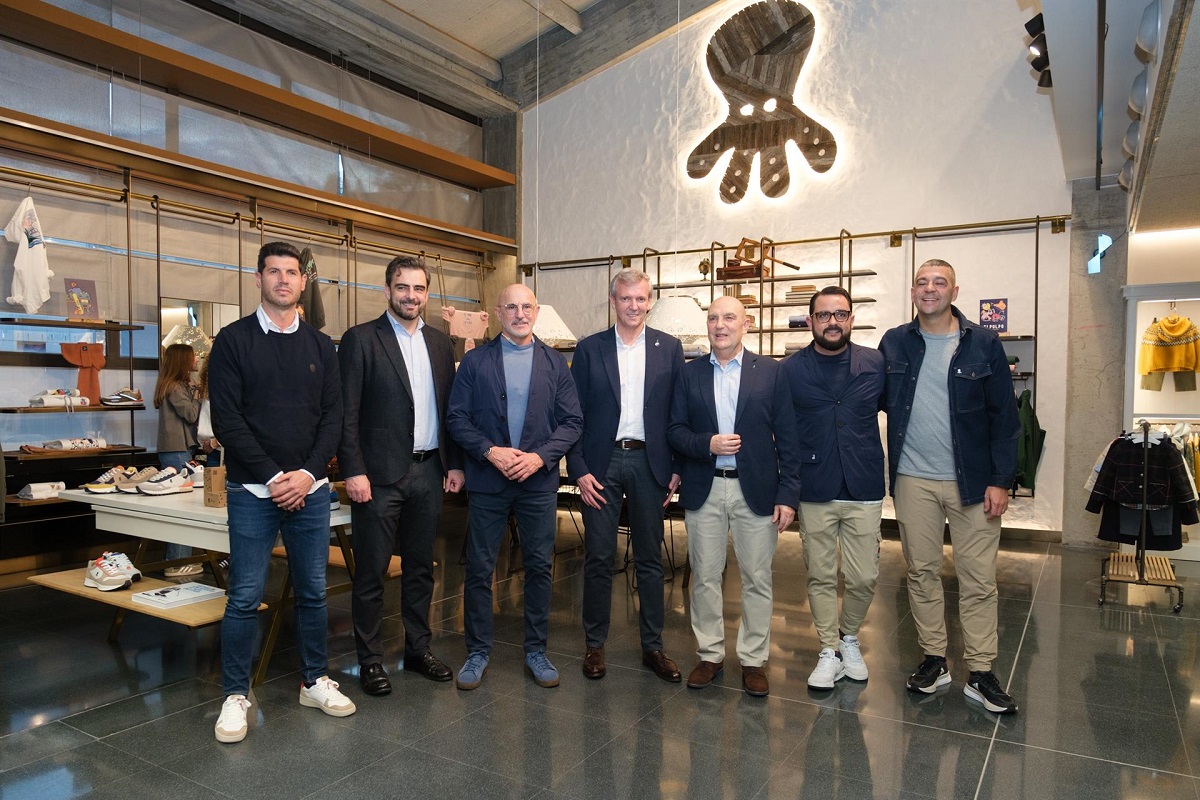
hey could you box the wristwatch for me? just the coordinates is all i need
[484,446,494,461]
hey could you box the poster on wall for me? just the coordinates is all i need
[64,278,99,319]
[979,298,1007,333]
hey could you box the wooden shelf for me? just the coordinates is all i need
[999,334,1035,341]
[4,493,69,507]
[655,269,877,291]
[1012,371,1035,379]
[28,568,232,627]
[705,298,877,311]
[0,317,143,332]
[4,445,146,461]
[752,325,877,334]
[0,405,145,414]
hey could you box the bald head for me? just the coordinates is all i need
[495,283,539,345]
[707,295,750,362]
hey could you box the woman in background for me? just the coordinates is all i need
[155,342,202,577]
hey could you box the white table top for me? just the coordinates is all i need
[60,489,352,528]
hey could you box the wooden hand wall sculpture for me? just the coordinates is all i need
[687,0,836,204]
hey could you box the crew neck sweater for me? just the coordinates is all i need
[207,313,342,485]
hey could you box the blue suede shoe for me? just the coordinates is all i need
[524,651,560,688]
[456,652,489,690]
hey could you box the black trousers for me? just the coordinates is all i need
[580,447,668,652]
[350,455,443,665]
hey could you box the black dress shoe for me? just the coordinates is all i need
[582,646,606,679]
[360,662,392,696]
[404,651,454,682]
[643,649,682,683]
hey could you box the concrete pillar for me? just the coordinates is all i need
[1062,180,1128,547]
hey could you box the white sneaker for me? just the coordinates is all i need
[83,556,132,591]
[299,676,356,717]
[101,551,142,582]
[83,465,135,494]
[215,695,251,743]
[839,634,868,681]
[115,466,159,493]
[137,467,194,495]
[807,647,847,690]
[164,563,204,578]
[185,462,204,487]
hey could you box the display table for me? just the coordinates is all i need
[33,489,359,685]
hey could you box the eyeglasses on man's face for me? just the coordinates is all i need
[501,303,536,315]
[812,309,851,323]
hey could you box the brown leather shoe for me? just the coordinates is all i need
[642,650,682,683]
[582,646,606,679]
[742,664,769,697]
[687,660,724,689]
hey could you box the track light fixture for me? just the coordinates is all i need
[1031,51,1050,72]
[1136,0,1161,61]
[1129,68,1149,116]
[1123,120,1141,159]
[1028,33,1047,57]
[1025,13,1045,38]
[1117,160,1133,191]
[1038,69,1053,88]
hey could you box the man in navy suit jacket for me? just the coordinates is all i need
[668,296,800,697]
[446,283,582,692]
[566,269,685,683]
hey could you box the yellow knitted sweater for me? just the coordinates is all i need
[1138,314,1200,374]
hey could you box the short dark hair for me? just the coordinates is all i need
[809,285,853,316]
[257,241,302,273]
[385,255,431,288]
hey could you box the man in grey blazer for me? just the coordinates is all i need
[566,269,685,683]
[338,255,465,697]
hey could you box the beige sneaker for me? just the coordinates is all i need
[215,695,251,743]
[164,563,204,578]
[115,466,159,494]
[299,676,356,717]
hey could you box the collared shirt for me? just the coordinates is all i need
[710,347,743,469]
[614,325,647,442]
[386,312,438,452]
[243,304,326,499]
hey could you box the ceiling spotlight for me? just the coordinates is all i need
[1028,33,1047,57]
[1117,159,1134,191]
[1123,120,1141,158]
[739,103,754,116]
[1136,0,1161,60]
[1129,68,1149,116]
[1031,51,1050,72]
[1024,13,1045,38]
[1038,69,1053,88]
[763,98,778,113]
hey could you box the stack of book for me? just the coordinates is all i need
[131,582,225,608]
[784,284,817,304]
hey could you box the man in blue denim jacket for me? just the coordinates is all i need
[879,259,1020,714]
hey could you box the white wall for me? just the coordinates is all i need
[1128,228,1200,284]
[520,0,1073,531]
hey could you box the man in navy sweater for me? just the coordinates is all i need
[781,287,886,691]
[446,283,582,691]
[208,241,350,744]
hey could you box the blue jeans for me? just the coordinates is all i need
[220,483,331,695]
[463,485,557,655]
[159,450,193,562]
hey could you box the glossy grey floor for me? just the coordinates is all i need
[2,505,1199,800]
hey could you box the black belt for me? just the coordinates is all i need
[713,468,739,479]
[412,449,438,463]
[614,439,646,450]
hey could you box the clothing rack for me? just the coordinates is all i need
[1099,420,1185,612]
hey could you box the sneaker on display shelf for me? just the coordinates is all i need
[185,462,204,487]
[100,388,143,406]
[83,555,133,591]
[164,563,204,578]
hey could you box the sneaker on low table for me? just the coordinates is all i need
[137,467,194,495]
[185,461,204,487]
[115,466,159,493]
[83,466,135,494]
[164,563,204,578]
[84,555,132,591]
[101,551,141,582]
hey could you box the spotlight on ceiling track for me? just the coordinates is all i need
[1025,13,1045,38]
[1031,51,1050,72]
[1123,120,1141,158]
[1129,68,1149,116]
[1136,0,1161,60]
[1117,160,1134,191]
[1028,32,1047,57]
[1038,69,1053,88]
